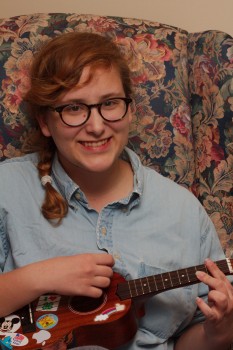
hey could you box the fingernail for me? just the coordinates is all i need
[196,271,205,278]
[205,258,211,264]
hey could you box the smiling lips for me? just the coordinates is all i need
[80,137,111,149]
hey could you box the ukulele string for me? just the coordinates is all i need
[118,260,230,299]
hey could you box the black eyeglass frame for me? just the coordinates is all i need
[49,97,132,127]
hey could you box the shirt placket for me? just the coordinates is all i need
[96,207,114,253]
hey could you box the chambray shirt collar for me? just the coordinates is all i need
[51,147,144,206]
[121,146,144,198]
[51,154,79,203]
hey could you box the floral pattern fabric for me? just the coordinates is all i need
[188,31,233,257]
[0,13,232,256]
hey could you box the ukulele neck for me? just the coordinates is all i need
[116,258,233,300]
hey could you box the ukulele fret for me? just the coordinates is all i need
[144,275,154,293]
[188,267,197,283]
[176,269,189,286]
[145,277,152,293]
[133,279,137,296]
[161,274,166,289]
[161,272,172,289]
[179,269,188,284]
[127,280,136,298]
[139,278,145,294]
[138,277,151,295]
[186,268,190,282]
[154,275,164,291]
[168,272,173,286]
[176,270,181,285]
[152,275,158,292]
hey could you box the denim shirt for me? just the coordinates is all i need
[0,148,225,349]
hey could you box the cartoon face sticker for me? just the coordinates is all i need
[0,315,21,333]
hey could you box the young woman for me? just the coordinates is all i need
[0,32,232,350]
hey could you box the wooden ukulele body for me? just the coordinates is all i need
[0,273,139,350]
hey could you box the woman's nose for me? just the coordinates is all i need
[84,107,106,134]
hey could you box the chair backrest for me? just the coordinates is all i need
[188,31,233,257]
[0,13,193,182]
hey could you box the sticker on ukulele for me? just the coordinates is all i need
[0,315,21,334]
[94,303,125,322]
[36,314,58,330]
[36,295,61,312]
[0,333,29,347]
[0,336,12,349]
[32,330,51,345]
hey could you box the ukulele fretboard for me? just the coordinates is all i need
[116,259,233,300]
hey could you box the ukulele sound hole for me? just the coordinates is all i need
[69,293,106,314]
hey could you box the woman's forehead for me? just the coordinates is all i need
[58,65,124,103]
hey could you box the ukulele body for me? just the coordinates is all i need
[0,273,139,350]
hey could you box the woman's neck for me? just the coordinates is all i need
[71,159,134,212]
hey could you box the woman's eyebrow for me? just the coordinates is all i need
[59,93,125,105]
[98,92,125,99]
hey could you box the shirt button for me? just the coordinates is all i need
[113,253,121,260]
[101,227,107,236]
[75,193,81,200]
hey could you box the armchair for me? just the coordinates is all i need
[0,12,232,255]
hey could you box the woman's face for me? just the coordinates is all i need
[37,65,132,179]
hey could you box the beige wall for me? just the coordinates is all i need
[1,0,233,36]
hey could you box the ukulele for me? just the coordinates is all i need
[0,259,232,350]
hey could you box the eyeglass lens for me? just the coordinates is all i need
[60,98,130,126]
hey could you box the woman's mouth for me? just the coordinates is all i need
[80,137,111,149]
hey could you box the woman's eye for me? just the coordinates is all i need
[103,99,118,107]
[70,105,81,111]
[65,104,86,113]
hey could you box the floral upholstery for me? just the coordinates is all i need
[0,13,232,257]
[188,31,233,257]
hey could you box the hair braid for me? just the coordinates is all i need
[37,148,68,225]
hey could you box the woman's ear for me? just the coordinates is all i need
[36,113,52,137]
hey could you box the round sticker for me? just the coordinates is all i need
[36,314,58,330]
[0,333,29,347]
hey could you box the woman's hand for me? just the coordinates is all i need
[0,253,114,317]
[196,258,233,345]
[34,253,115,298]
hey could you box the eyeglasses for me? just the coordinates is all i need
[49,97,132,127]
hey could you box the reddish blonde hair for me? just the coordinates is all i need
[23,32,132,224]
